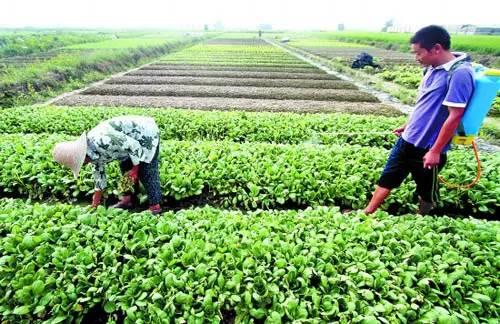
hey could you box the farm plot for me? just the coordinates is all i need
[306,31,500,56]
[126,69,338,79]
[4,33,498,323]
[107,75,357,89]
[287,39,416,66]
[54,37,395,115]
[0,32,204,107]
[0,105,404,147]
[1,198,498,323]
[305,48,416,65]
[284,35,499,118]
[55,95,397,115]
[0,133,498,215]
[159,41,309,65]
[276,36,424,106]
[204,37,270,45]
[0,30,109,58]
[145,64,320,73]
[157,59,312,68]
[0,50,62,66]
[81,84,377,102]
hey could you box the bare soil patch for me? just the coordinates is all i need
[82,84,377,102]
[106,75,358,89]
[54,94,400,116]
[127,69,340,80]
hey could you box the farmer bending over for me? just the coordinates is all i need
[364,25,474,215]
[52,116,162,214]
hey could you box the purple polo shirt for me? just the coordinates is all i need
[402,53,475,152]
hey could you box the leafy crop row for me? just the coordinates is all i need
[378,65,422,89]
[0,134,497,215]
[0,106,404,148]
[0,199,498,323]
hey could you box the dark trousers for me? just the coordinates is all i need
[378,138,447,204]
[119,145,161,206]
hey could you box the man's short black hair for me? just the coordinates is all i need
[410,25,451,50]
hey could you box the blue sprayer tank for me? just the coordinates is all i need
[453,65,500,145]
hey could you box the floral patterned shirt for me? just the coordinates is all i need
[86,116,160,190]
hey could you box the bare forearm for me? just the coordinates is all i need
[429,116,462,153]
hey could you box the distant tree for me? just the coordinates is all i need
[460,24,474,34]
[204,24,209,32]
[337,24,345,31]
[381,19,394,32]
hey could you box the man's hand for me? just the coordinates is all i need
[423,150,441,169]
[92,190,102,208]
[393,125,406,137]
[128,165,140,183]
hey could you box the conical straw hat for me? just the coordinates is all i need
[52,133,88,178]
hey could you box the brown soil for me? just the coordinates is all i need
[127,69,339,80]
[300,46,416,64]
[159,55,299,61]
[54,94,401,116]
[106,76,358,89]
[82,84,378,102]
[146,64,320,73]
[159,60,309,66]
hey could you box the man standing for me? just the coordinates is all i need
[364,25,474,215]
[53,116,162,214]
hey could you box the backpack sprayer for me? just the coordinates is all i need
[314,64,500,190]
[438,64,500,189]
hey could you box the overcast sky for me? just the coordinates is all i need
[2,0,499,31]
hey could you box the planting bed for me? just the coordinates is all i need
[3,34,498,323]
[81,84,377,102]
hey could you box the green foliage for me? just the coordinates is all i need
[490,96,500,116]
[480,117,500,144]
[0,31,109,58]
[379,65,423,89]
[289,39,369,48]
[0,134,498,215]
[309,31,500,56]
[65,36,184,50]
[0,106,405,149]
[0,199,498,322]
[160,42,308,67]
[0,35,204,107]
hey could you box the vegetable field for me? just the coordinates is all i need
[0,32,498,323]
[283,32,500,123]
[0,31,206,108]
[288,31,500,56]
[1,199,498,323]
[54,38,397,116]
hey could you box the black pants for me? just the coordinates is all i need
[119,145,161,206]
[378,138,447,204]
